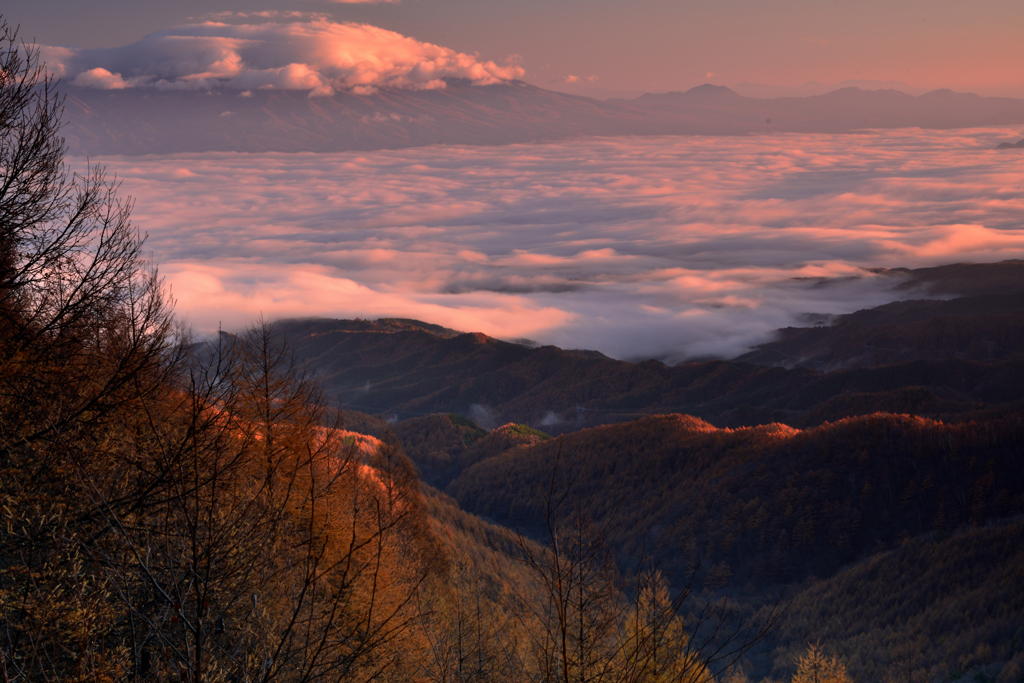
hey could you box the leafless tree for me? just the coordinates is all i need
[0,18,175,445]
[414,556,526,683]
[82,323,431,683]
[1,16,176,682]
[1,24,427,680]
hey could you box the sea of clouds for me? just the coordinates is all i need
[87,127,1024,362]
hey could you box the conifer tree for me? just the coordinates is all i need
[791,644,850,683]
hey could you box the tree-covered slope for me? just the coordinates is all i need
[280,327,1024,434]
[768,519,1024,683]
[445,412,1024,591]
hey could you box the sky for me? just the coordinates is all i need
[8,0,1024,97]
[88,127,1024,361]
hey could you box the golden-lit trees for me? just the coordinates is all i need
[2,317,436,682]
[791,644,850,683]
[413,557,523,683]
[618,570,708,683]
[514,509,622,683]
[88,323,433,682]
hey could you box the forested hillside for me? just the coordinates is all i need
[324,402,1024,682]
[392,415,550,487]
[737,262,1024,369]
[768,519,1024,683]
[445,412,1024,589]
[280,266,1024,432]
[431,412,1024,682]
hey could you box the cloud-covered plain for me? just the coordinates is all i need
[89,127,1024,361]
[41,20,523,95]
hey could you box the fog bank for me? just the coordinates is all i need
[91,127,1024,361]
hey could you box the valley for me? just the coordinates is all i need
[4,10,1023,680]
[272,259,1024,682]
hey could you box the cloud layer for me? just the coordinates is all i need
[87,127,1024,361]
[42,21,523,95]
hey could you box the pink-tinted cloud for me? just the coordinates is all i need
[71,67,132,89]
[163,262,573,340]
[89,127,1024,361]
[40,20,523,94]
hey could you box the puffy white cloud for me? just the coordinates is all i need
[41,20,523,94]
[86,127,1024,361]
[71,67,131,89]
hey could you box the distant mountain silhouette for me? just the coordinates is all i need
[627,83,748,106]
[61,80,1024,155]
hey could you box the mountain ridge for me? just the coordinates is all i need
[61,80,1024,155]
[275,261,1024,432]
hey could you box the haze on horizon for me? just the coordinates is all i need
[8,0,1024,98]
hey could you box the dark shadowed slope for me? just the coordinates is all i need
[280,314,1024,431]
[737,261,1024,370]
[769,519,1024,683]
[278,262,1024,431]
[445,412,1024,592]
[439,410,1024,680]
[391,415,549,488]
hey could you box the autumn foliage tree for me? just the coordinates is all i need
[85,324,433,683]
[0,19,432,682]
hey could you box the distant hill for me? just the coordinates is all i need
[391,415,549,488]
[434,411,1024,681]
[327,402,1024,683]
[282,315,1024,431]
[278,262,1024,432]
[737,261,1024,370]
[61,80,1024,155]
